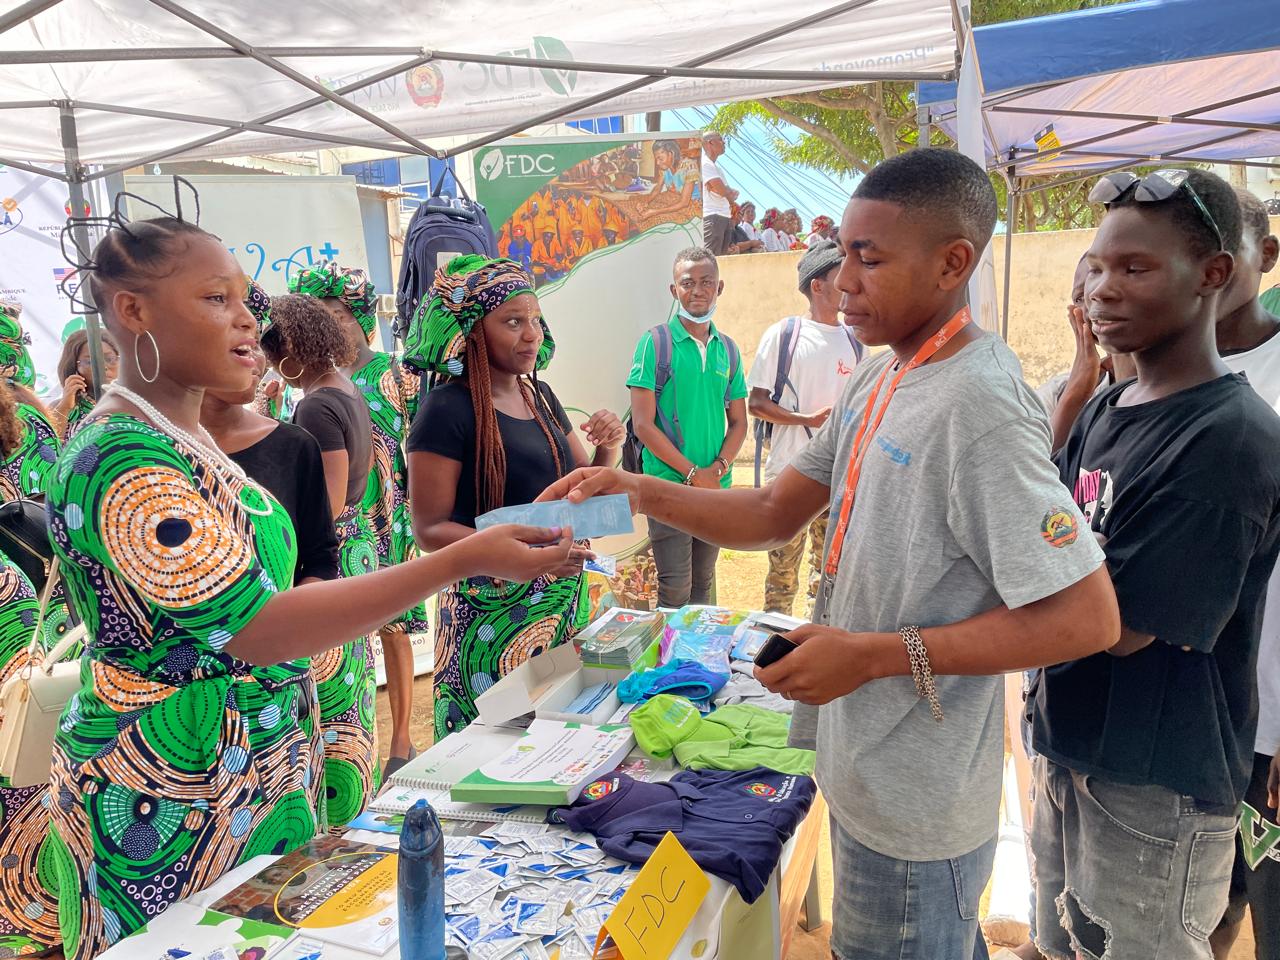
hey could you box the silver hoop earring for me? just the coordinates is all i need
[279,357,304,382]
[134,331,160,384]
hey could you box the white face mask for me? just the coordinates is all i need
[676,302,717,326]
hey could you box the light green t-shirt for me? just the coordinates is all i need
[626,316,747,487]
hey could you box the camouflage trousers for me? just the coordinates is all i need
[764,512,829,616]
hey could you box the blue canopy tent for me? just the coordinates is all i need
[917,0,1280,335]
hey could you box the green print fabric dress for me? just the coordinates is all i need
[44,416,324,960]
[0,404,67,955]
[351,352,427,631]
[315,501,381,831]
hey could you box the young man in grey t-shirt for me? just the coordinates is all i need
[537,148,1119,960]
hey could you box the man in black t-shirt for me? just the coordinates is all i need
[1030,169,1280,960]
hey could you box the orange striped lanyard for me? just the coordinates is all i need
[823,308,973,576]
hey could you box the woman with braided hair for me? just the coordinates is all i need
[289,261,425,776]
[43,216,571,958]
[406,255,626,738]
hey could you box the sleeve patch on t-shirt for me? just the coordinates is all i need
[1041,507,1080,548]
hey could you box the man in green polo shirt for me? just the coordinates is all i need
[627,246,748,607]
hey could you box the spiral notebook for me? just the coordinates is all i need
[385,726,524,791]
[368,726,547,824]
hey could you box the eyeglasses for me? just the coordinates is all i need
[78,353,120,371]
[1088,169,1224,252]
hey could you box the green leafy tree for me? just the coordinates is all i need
[710,0,1127,231]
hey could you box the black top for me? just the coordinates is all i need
[292,385,373,510]
[230,422,340,584]
[1033,374,1280,807]
[407,379,573,526]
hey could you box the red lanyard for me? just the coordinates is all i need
[824,308,973,576]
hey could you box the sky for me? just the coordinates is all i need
[660,104,863,228]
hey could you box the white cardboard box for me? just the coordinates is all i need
[474,645,620,727]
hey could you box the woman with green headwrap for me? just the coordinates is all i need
[289,261,425,775]
[405,255,626,738]
[0,301,68,955]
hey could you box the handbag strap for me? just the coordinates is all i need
[22,557,62,672]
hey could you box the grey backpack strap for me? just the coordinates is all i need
[650,324,682,448]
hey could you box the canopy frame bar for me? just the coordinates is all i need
[988,82,1280,173]
[444,0,889,159]
[143,0,439,157]
[0,0,62,36]
[990,103,1280,135]
[83,53,435,181]
[72,99,443,154]
[0,44,952,83]
[0,153,67,179]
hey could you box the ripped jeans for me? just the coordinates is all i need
[1030,756,1238,960]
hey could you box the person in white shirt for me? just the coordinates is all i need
[748,239,862,614]
[1211,186,1280,960]
[701,131,738,256]
[739,202,760,242]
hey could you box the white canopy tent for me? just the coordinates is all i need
[0,0,964,385]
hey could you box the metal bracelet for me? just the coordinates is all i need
[900,625,944,723]
[683,465,699,485]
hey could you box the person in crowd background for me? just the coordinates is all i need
[52,327,120,439]
[728,201,764,255]
[1210,186,1280,960]
[701,131,739,256]
[760,208,790,252]
[1031,169,1280,960]
[42,216,573,959]
[406,254,625,739]
[748,240,860,616]
[539,147,1118,960]
[289,262,426,778]
[0,320,66,955]
[806,214,836,247]
[201,279,338,588]
[261,292,381,830]
[627,247,747,609]
[1037,254,1138,451]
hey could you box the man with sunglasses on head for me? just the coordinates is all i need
[1029,169,1280,960]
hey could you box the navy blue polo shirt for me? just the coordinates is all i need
[548,767,816,903]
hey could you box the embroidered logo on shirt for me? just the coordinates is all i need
[584,779,618,801]
[1041,508,1079,548]
[837,359,854,376]
[744,782,777,798]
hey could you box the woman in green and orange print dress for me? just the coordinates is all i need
[43,215,579,959]
[289,262,425,776]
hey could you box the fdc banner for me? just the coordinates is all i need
[475,132,703,608]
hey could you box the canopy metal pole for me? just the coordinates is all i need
[58,102,108,401]
[1001,168,1015,342]
[0,0,61,36]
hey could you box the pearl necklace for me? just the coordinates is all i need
[105,384,274,518]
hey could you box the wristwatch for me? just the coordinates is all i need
[713,457,729,475]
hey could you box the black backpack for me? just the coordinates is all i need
[394,165,499,363]
[622,323,741,474]
[753,317,863,486]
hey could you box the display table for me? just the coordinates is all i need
[100,800,824,960]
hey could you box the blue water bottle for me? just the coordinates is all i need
[398,798,446,960]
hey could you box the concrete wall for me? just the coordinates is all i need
[715,216,1280,389]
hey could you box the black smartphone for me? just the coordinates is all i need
[753,630,798,669]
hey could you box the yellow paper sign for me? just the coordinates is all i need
[597,832,710,960]
[1035,124,1063,162]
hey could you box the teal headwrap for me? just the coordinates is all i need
[405,254,553,377]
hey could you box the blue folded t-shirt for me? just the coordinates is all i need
[618,659,727,704]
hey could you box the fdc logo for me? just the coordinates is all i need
[478,149,557,181]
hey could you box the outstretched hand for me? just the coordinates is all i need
[536,467,643,514]
[459,524,576,583]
